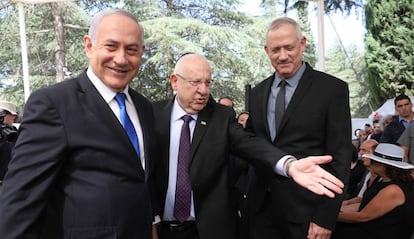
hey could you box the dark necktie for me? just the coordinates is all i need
[174,114,193,223]
[115,93,141,158]
[275,80,287,131]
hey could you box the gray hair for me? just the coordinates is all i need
[88,9,144,44]
[266,17,302,40]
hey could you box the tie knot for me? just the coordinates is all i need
[278,80,288,88]
[182,115,193,124]
[115,93,126,107]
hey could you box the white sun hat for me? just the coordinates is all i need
[363,143,414,170]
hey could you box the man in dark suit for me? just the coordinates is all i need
[380,94,414,144]
[152,53,346,239]
[0,9,156,239]
[247,17,352,239]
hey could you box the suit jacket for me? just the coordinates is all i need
[152,98,287,239]
[248,63,352,230]
[0,71,156,239]
[380,115,405,144]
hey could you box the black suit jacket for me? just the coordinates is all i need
[0,71,156,239]
[380,115,405,144]
[152,98,287,239]
[248,63,352,230]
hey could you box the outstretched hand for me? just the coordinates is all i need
[288,156,344,198]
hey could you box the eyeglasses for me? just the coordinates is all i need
[175,73,214,87]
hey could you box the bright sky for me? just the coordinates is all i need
[240,0,366,50]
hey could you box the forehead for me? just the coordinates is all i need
[396,99,411,106]
[97,15,141,40]
[266,25,299,45]
[360,142,375,150]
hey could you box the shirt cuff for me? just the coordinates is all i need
[153,215,161,225]
[275,155,296,177]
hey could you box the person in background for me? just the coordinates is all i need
[218,96,251,237]
[152,53,345,239]
[364,123,373,139]
[369,119,382,141]
[380,94,414,144]
[0,101,19,182]
[346,144,366,200]
[341,139,380,212]
[247,17,352,239]
[237,111,249,128]
[218,96,234,108]
[380,114,393,129]
[332,143,414,239]
[397,121,414,164]
[0,9,157,239]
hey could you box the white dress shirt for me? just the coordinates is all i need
[86,67,145,169]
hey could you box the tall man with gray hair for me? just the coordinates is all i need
[246,17,352,239]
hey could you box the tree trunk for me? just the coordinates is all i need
[51,3,65,82]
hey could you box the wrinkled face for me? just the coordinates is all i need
[171,57,212,114]
[84,14,145,92]
[264,24,306,79]
[395,99,413,118]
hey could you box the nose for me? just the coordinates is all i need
[113,49,128,65]
[196,82,210,95]
[279,48,288,60]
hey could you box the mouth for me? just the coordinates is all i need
[108,66,130,74]
[277,62,291,67]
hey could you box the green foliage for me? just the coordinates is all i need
[365,0,414,108]
[278,0,363,15]
[325,42,368,117]
[0,0,362,116]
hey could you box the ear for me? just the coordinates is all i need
[83,35,93,57]
[300,36,307,52]
[170,74,179,91]
[139,45,145,57]
[264,45,269,55]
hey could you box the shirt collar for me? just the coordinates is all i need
[274,62,306,87]
[172,96,198,122]
[87,67,131,103]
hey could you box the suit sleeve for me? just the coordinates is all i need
[228,113,286,175]
[0,88,67,238]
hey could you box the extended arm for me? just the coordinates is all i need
[287,156,344,198]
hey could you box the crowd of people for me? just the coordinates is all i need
[347,94,414,239]
[0,7,413,239]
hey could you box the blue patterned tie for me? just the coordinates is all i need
[174,114,193,222]
[115,93,140,158]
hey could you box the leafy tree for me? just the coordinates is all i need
[365,0,414,108]
[0,1,92,109]
[325,42,369,117]
[0,0,318,114]
[274,0,363,15]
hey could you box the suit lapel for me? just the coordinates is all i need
[278,66,314,132]
[190,103,213,164]
[158,100,174,177]
[77,72,146,178]
[260,75,275,140]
